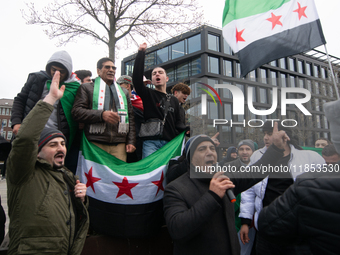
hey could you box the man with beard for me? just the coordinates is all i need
[163,124,288,255]
[6,71,89,255]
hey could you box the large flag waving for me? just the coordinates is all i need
[222,0,326,77]
[76,132,185,237]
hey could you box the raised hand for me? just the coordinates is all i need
[271,122,290,149]
[43,71,65,105]
[139,42,147,52]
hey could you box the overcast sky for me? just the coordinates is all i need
[0,0,339,99]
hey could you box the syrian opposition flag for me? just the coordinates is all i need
[222,0,326,77]
[76,132,185,237]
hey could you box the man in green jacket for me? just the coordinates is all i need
[6,71,89,255]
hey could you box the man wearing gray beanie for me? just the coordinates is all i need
[6,71,89,255]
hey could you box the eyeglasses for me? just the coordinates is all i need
[103,65,117,70]
[51,66,67,75]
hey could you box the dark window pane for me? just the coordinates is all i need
[259,88,267,103]
[145,52,156,69]
[167,67,175,83]
[223,81,232,99]
[191,57,202,75]
[177,62,188,81]
[223,40,232,55]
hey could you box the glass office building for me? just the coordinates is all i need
[122,25,340,149]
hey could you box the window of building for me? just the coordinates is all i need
[314,82,320,94]
[329,85,334,97]
[8,120,11,127]
[208,34,220,52]
[145,52,156,69]
[190,57,202,76]
[260,69,267,83]
[288,58,295,72]
[306,62,312,76]
[297,60,304,74]
[314,98,320,111]
[7,131,12,140]
[298,78,304,88]
[259,88,267,104]
[270,60,277,67]
[208,102,218,119]
[281,73,287,87]
[172,40,185,59]
[208,56,219,74]
[1,108,5,115]
[1,131,6,138]
[321,67,327,80]
[279,58,286,69]
[248,109,255,120]
[124,60,134,76]
[187,34,201,54]
[248,86,257,102]
[270,71,277,86]
[167,67,175,83]
[306,80,312,92]
[290,75,296,87]
[2,119,7,127]
[223,40,232,55]
[315,115,321,128]
[223,60,232,77]
[235,63,241,78]
[221,126,232,144]
[224,103,232,119]
[177,62,189,81]
[314,65,319,78]
[222,81,232,99]
[156,47,169,64]
[248,70,256,82]
[6,109,9,115]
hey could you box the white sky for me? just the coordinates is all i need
[0,0,339,99]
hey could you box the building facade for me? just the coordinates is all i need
[0,99,13,141]
[122,25,340,149]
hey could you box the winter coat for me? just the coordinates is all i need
[258,170,340,255]
[239,145,326,229]
[71,82,136,146]
[164,145,284,255]
[6,100,89,255]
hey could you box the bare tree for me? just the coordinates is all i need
[22,0,204,60]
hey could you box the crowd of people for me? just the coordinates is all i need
[1,43,340,255]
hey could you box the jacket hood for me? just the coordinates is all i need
[45,51,73,80]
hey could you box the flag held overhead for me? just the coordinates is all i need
[222,0,326,77]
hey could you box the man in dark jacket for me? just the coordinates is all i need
[72,58,136,162]
[257,98,340,255]
[6,71,89,255]
[11,50,81,173]
[163,124,289,255]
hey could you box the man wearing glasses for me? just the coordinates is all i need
[72,58,136,162]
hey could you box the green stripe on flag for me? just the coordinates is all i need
[222,0,291,26]
[81,132,185,176]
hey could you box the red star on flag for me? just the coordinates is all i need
[113,177,139,199]
[85,167,101,193]
[293,2,307,20]
[236,28,245,42]
[152,171,165,196]
[266,13,283,29]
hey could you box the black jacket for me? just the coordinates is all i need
[258,170,340,255]
[164,145,284,255]
[11,71,70,140]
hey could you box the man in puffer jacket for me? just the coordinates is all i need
[6,71,89,255]
[11,50,81,173]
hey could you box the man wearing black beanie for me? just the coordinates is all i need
[6,71,89,255]
[164,126,290,255]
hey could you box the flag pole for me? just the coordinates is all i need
[324,44,339,99]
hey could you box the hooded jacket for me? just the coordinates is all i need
[11,51,79,142]
[7,100,89,255]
